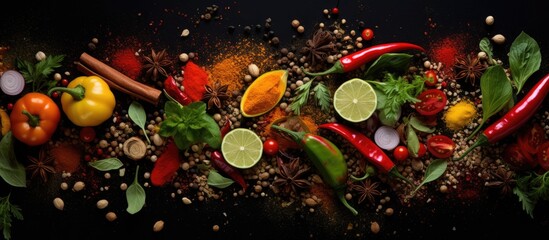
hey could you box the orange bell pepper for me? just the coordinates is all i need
[10,92,61,146]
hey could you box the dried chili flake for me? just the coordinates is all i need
[110,48,143,80]
[182,61,210,102]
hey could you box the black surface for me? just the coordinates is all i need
[2,0,549,239]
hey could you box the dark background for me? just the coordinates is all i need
[2,0,548,239]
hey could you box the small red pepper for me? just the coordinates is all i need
[163,75,192,105]
[303,42,425,76]
[210,150,248,191]
[318,122,414,186]
[151,140,181,187]
[455,72,549,160]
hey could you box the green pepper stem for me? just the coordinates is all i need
[350,173,370,182]
[337,190,358,216]
[22,110,40,127]
[453,134,488,161]
[302,61,345,76]
[48,84,86,101]
[270,124,305,143]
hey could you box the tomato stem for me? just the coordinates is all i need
[21,110,40,127]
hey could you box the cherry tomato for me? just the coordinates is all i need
[415,89,447,116]
[61,79,69,86]
[361,28,374,41]
[504,143,536,170]
[536,140,549,171]
[426,135,456,159]
[424,70,438,87]
[80,127,96,143]
[393,146,409,162]
[263,138,279,156]
[517,123,546,156]
[331,7,339,15]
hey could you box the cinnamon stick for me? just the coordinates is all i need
[78,52,162,105]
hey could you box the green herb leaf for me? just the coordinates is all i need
[468,65,513,139]
[1,193,24,240]
[364,53,413,79]
[313,82,331,112]
[0,132,26,187]
[289,80,313,115]
[406,124,420,157]
[514,186,535,218]
[128,101,151,144]
[207,170,234,189]
[411,159,447,195]
[509,31,541,94]
[16,54,64,93]
[409,115,435,133]
[88,158,124,171]
[126,165,146,214]
[479,37,494,64]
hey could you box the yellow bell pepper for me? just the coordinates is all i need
[0,108,10,137]
[48,75,116,127]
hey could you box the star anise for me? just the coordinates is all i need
[202,81,229,109]
[26,146,56,183]
[143,48,172,81]
[300,29,337,68]
[485,167,516,195]
[454,53,487,86]
[351,179,381,204]
[272,156,311,197]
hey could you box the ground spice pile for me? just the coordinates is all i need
[206,38,276,93]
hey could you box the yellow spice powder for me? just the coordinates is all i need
[443,100,477,131]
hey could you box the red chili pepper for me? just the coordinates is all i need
[303,42,425,76]
[151,140,181,186]
[318,122,414,186]
[163,75,192,105]
[210,150,248,191]
[220,116,232,138]
[455,72,549,160]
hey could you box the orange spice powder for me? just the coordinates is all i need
[242,74,282,115]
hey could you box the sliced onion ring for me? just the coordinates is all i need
[374,126,400,151]
[0,70,25,95]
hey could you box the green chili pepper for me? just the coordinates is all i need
[271,124,358,215]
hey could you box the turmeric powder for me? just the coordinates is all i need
[243,73,283,115]
[443,100,477,131]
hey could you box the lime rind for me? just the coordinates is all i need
[333,78,377,123]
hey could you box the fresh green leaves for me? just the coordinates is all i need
[364,53,413,79]
[16,54,64,93]
[468,65,513,139]
[88,158,124,171]
[403,115,434,157]
[509,31,541,94]
[514,170,549,218]
[0,132,26,187]
[289,79,331,115]
[0,193,24,240]
[128,101,150,144]
[126,165,146,214]
[313,82,331,113]
[410,159,447,196]
[159,101,221,151]
[479,37,494,64]
[207,170,234,189]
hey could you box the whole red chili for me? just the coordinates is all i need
[210,150,248,191]
[455,72,549,161]
[318,122,414,186]
[163,75,192,105]
[303,42,425,76]
[151,140,181,187]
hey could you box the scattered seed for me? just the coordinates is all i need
[370,221,380,234]
[106,212,117,222]
[53,197,64,210]
[97,199,109,209]
[153,220,165,232]
[73,181,86,192]
[491,34,505,44]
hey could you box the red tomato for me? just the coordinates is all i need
[536,141,549,171]
[263,138,279,156]
[517,123,546,156]
[426,135,455,159]
[361,28,374,41]
[80,127,96,143]
[331,7,340,15]
[504,143,536,170]
[393,146,409,162]
[424,70,438,87]
[415,89,447,116]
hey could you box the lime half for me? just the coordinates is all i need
[333,78,377,122]
[221,128,263,169]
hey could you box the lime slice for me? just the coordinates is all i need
[333,78,377,122]
[221,128,263,169]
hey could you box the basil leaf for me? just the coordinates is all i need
[0,132,26,187]
[364,53,413,79]
[128,101,150,144]
[479,37,493,64]
[207,170,234,189]
[509,31,541,94]
[409,115,435,133]
[126,165,146,214]
[88,158,124,171]
[411,159,447,195]
[468,65,513,139]
[406,124,420,157]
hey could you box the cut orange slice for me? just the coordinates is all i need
[240,70,287,117]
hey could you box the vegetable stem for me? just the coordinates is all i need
[48,85,86,101]
[453,135,488,161]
